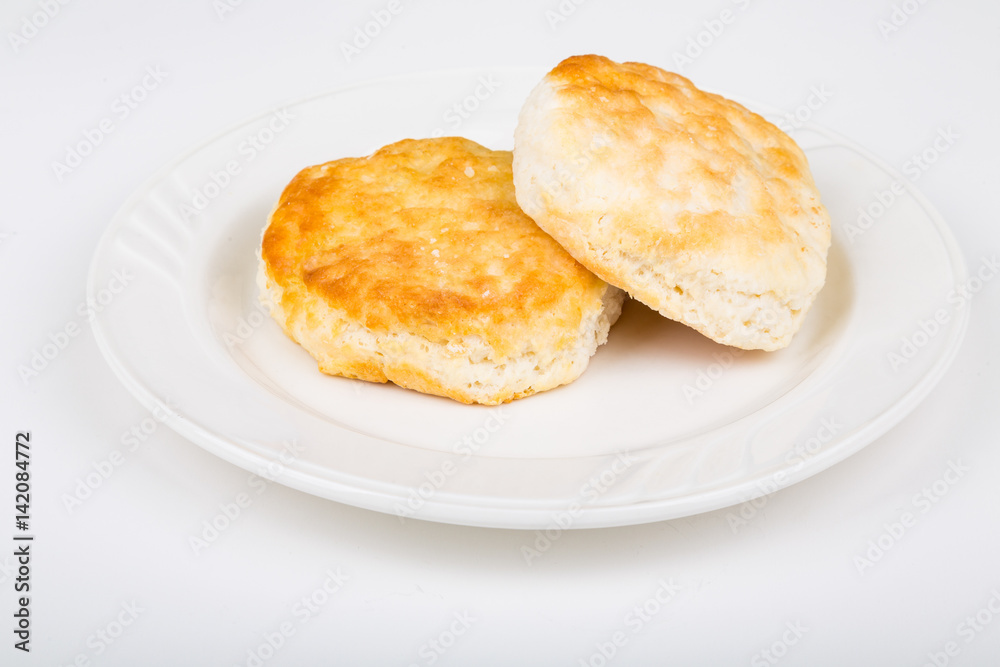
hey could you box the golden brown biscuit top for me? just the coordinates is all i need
[530,54,829,297]
[261,137,607,354]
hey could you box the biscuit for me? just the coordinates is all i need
[259,136,624,405]
[512,55,831,350]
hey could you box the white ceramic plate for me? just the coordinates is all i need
[89,68,968,529]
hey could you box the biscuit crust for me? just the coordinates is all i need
[513,55,831,350]
[260,137,622,404]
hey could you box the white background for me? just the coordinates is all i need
[3,0,999,665]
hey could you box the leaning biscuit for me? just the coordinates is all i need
[513,55,831,350]
[259,136,624,405]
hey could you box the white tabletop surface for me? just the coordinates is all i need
[3,1,999,665]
